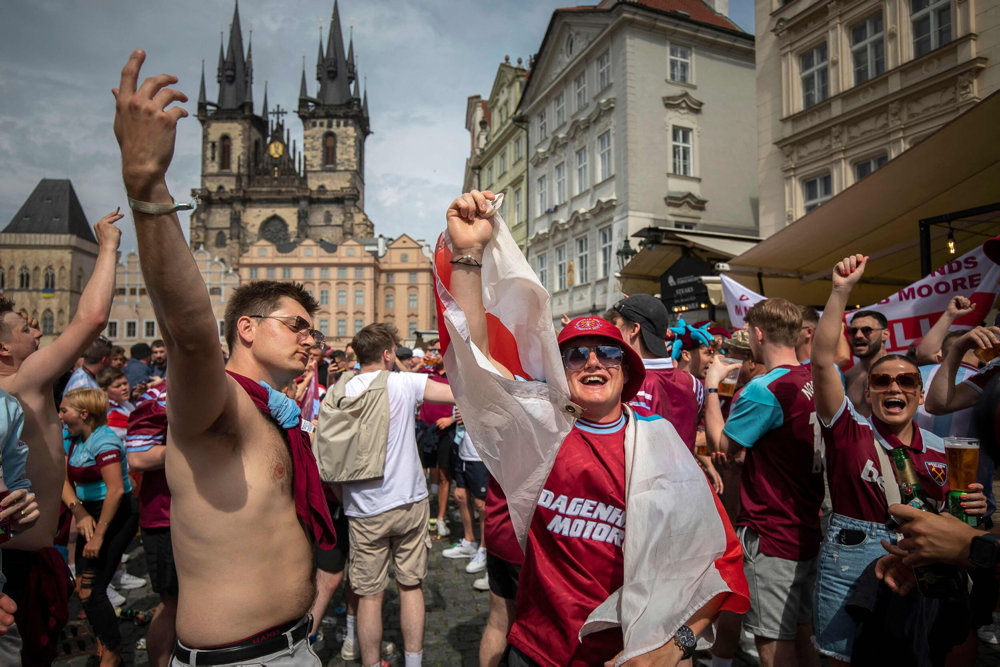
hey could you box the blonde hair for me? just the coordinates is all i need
[63,388,109,430]
[745,298,802,347]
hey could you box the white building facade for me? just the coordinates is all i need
[519,0,756,320]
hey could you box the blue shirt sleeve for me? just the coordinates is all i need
[0,391,29,491]
[723,376,784,448]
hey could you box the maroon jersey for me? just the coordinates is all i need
[484,477,523,565]
[418,370,452,423]
[125,385,170,529]
[963,358,1000,393]
[823,398,949,522]
[724,364,824,561]
[628,358,703,451]
[508,414,627,666]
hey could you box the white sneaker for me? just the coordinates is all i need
[442,540,478,559]
[340,638,396,661]
[979,612,1000,644]
[473,575,489,591]
[107,586,126,608]
[436,520,451,538]
[113,570,146,590]
[466,550,487,574]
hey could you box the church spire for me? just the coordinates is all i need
[347,30,356,84]
[315,0,351,107]
[217,0,251,112]
[362,78,369,119]
[261,81,269,123]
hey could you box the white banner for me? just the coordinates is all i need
[720,274,765,329]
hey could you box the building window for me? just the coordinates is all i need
[672,126,693,176]
[537,252,548,289]
[282,267,291,279]
[385,292,394,310]
[0,269,4,291]
[499,152,507,174]
[538,110,547,141]
[337,319,347,337]
[537,175,547,213]
[669,45,691,83]
[400,253,409,263]
[354,289,364,306]
[851,13,885,84]
[575,72,587,110]
[556,245,567,291]
[354,319,364,335]
[803,173,833,212]
[801,43,829,109]
[43,266,55,290]
[338,267,347,279]
[555,93,565,126]
[555,163,566,204]
[514,137,523,161]
[304,267,313,279]
[320,268,330,278]
[513,188,522,227]
[319,318,329,334]
[126,320,138,339]
[145,321,156,338]
[107,321,118,339]
[409,321,418,337]
[220,135,232,170]
[854,154,889,181]
[337,289,347,306]
[408,292,418,309]
[355,268,364,279]
[42,310,54,335]
[346,248,354,256]
[249,268,259,279]
[324,133,336,166]
[215,231,227,248]
[209,287,222,296]
[320,289,329,306]
[599,226,613,279]
[18,267,28,289]
[487,164,493,187]
[912,0,951,57]
[598,51,611,89]
[576,147,588,194]
[409,272,418,283]
[598,131,612,181]
[575,237,590,284]
[266,268,276,279]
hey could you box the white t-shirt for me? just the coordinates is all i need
[457,427,481,462]
[341,370,429,518]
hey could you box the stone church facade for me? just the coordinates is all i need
[189,0,373,268]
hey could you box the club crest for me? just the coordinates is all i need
[925,461,948,486]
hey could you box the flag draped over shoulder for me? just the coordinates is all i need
[433,203,749,664]
[300,368,321,424]
[433,202,578,549]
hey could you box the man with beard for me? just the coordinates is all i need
[844,310,889,417]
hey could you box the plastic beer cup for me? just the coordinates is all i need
[943,437,979,491]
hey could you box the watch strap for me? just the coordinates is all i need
[970,533,1000,570]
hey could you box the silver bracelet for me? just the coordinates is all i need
[127,196,197,215]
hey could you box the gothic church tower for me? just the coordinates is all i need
[190,1,373,268]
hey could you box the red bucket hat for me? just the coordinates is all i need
[557,316,645,402]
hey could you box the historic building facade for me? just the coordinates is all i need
[517,0,756,320]
[755,0,1000,237]
[0,179,99,344]
[465,57,532,250]
[189,1,373,269]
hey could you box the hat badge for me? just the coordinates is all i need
[575,317,602,331]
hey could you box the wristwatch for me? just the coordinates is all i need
[672,625,696,659]
[968,533,1000,570]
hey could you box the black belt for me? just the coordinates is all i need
[171,615,311,665]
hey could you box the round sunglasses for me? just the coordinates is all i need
[561,345,624,371]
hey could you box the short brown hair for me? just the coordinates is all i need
[352,323,400,365]
[223,281,319,350]
[799,305,820,327]
[82,336,112,365]
[62,388,109,430]
[0,297,18,339]
[96,367,126,390]
[745,298,802,347]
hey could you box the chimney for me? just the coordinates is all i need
[705,0,729,18]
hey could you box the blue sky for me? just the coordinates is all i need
[0,0,753,253]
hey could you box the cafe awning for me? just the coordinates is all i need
[724,90,1000,306]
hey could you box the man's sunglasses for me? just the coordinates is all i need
[848,326,883,337]
[561,345,624,371]
[249,315,325,345]
[868,372,922,392]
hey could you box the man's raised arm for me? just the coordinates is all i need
[445,190,512,380]
[113,50,227,438]
[813,255,867,424]
[14,210,122,389]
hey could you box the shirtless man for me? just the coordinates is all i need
[112,50,334,664]
[0,210,121,553]
[843,309,889,417]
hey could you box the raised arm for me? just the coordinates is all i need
[445,191,512,379]
[915,296,975,364]
[925,326,1000,414]
[112,50,228,438]
[703,356,742,456]
[14,210,122,390]
[813,255,867,424]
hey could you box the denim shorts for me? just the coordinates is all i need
[813,513,896,661]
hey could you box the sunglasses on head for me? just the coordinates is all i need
[848,326,883,336]
[868,372,921,392]
[561,345,624,371]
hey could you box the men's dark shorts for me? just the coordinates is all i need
[453,459,489,500]
[486,552,520,600]
[316,499,351,574]
[141,527,178,595]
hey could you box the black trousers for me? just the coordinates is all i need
[75,493,139,651]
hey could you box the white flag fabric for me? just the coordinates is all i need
[720,274,764,329]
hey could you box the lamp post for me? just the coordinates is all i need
[616,238,637,270]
